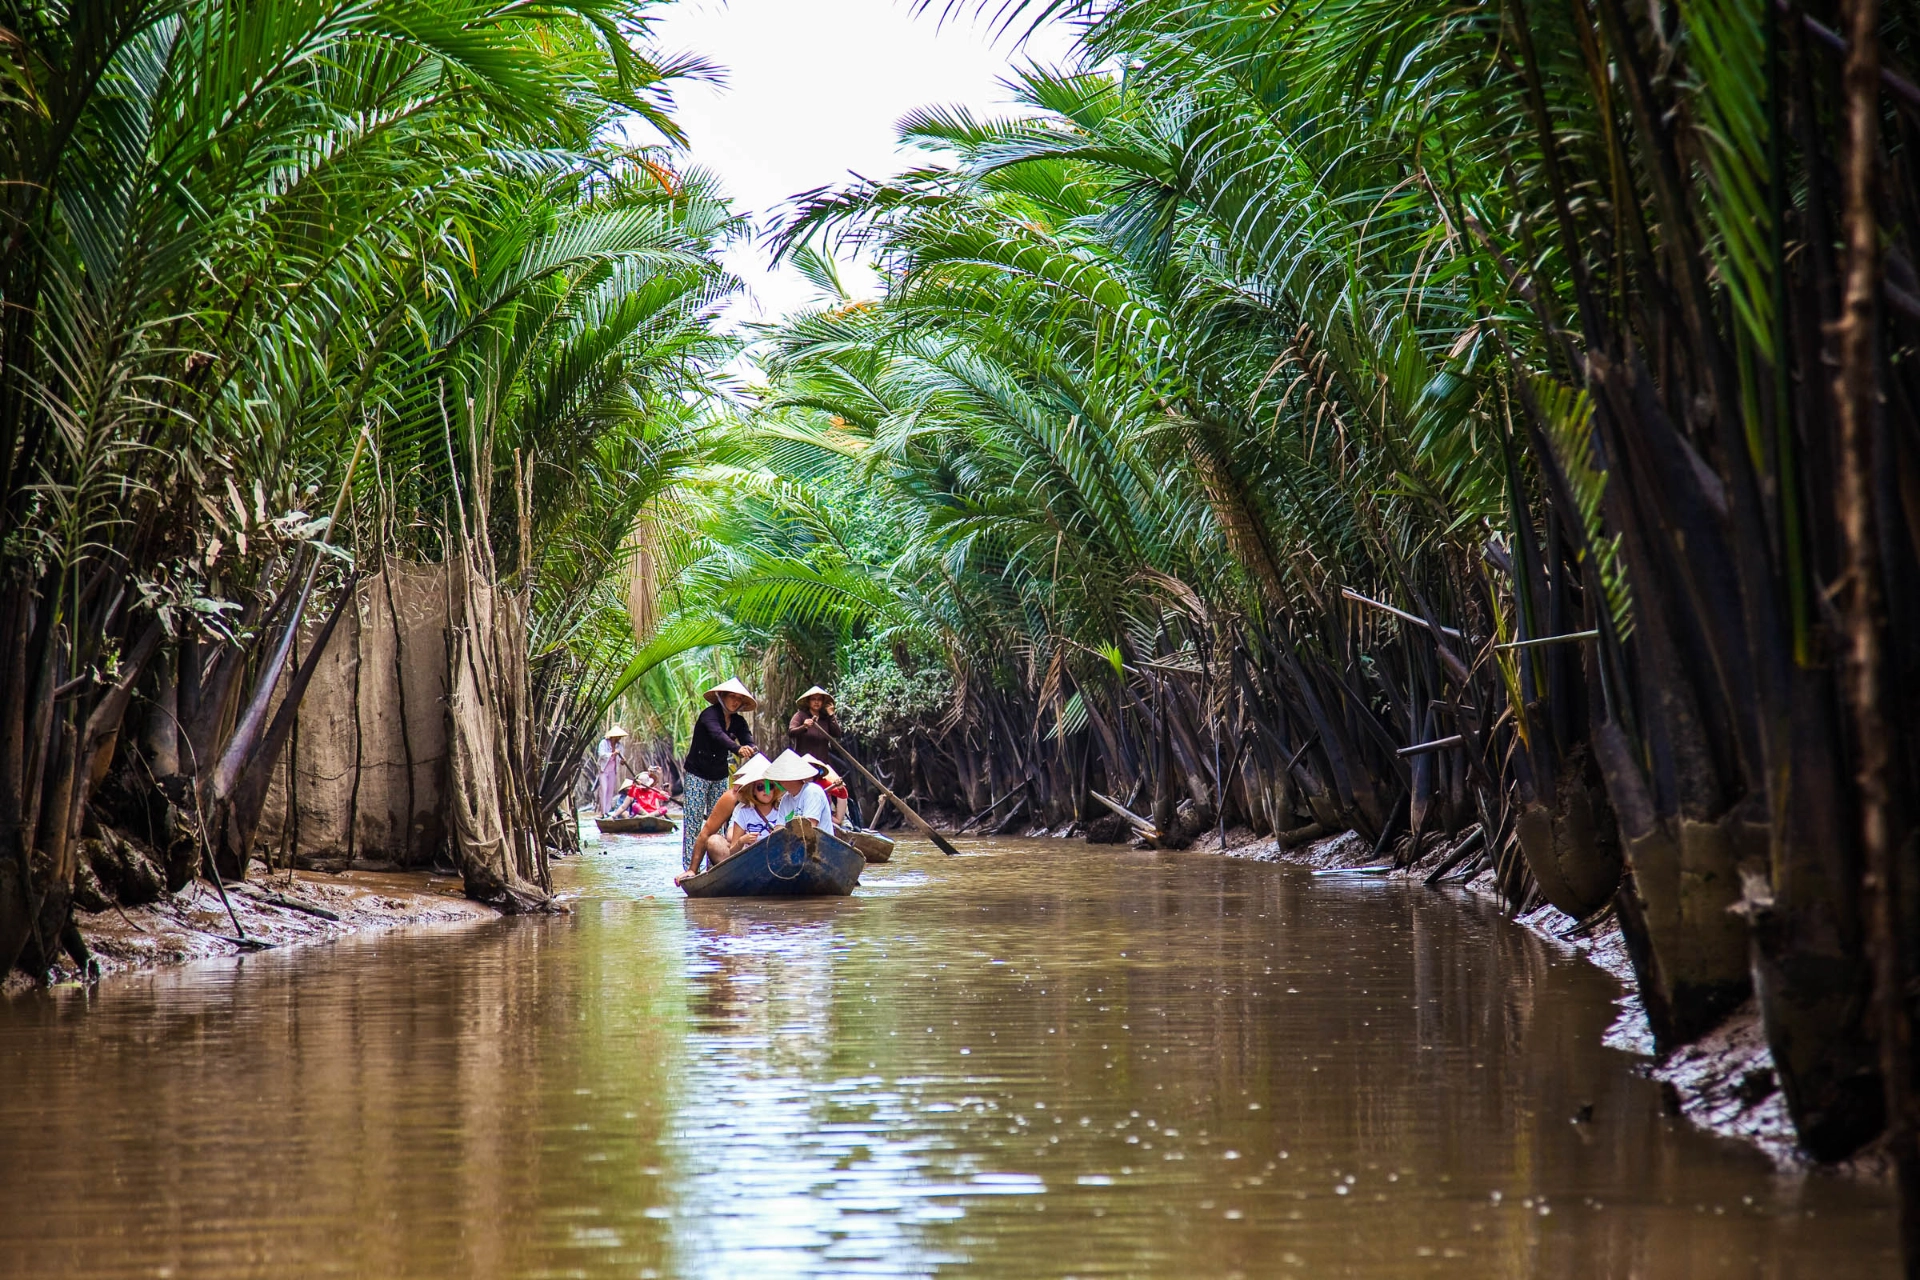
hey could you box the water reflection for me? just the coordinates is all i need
[0,832,1895,1278]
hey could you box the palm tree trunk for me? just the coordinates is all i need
[1832,0,1916,1255]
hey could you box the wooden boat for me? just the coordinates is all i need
[595,813,675,835]
[679,820,864,898]
[845,829,895,863]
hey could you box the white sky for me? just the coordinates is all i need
[644,0,1075,328]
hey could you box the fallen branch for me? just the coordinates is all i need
[961,777,1032,832]
[1559,902,1616,938]
[1279,733,1319,776]
[229,883,342,922]
[1439,852,1491,884]
[1089,789,1159,838]
[1277,821,1328,847]
[1397,735,1464,757]
[1423,826,1487,886]
[991,795,1031,836]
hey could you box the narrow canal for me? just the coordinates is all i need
[0,836,1896,1277]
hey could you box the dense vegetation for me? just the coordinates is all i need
[0,0,734,935]
[643,0,1920,1216]
[8,0,1920,1241]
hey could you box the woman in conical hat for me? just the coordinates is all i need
[597,725,631,816]
[788,684,841,761]
[706,677,759,710]
[680,678,759,870]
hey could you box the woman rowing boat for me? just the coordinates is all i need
[595,725,631,816]
[787,686,841,760]
[681,677,759,871]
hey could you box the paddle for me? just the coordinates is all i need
[818,728,963,857]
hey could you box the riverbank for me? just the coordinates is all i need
[3,869,499,994]
[1154,822,1817,1169]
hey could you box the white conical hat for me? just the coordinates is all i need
[765,749,821,783]
[796,685,832,704]
[605,724,628,739]
[800,752,839,784]
[732,753,772,787]
[704,677,759,712]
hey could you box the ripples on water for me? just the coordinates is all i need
[0,833,1895,1278]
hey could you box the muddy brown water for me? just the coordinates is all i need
[0,835,1896,1278]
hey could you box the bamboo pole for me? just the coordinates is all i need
[1493,630,1599,650]
[1341,588,1465,638]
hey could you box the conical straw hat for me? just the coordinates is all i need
[605,725,628,739]
[765,749,820,783]
[704,677,759,712]
[796,685,832,704]
[732,753,772,788]
[800,752,839,784]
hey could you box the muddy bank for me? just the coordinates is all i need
[3,869,498,994]
[1149,822,1817,1170]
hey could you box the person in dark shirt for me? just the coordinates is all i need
[681,677,758,870]
[788,685,841,760]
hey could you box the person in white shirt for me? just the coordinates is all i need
[763,750,836,837]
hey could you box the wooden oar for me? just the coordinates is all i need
[819,729,963,857]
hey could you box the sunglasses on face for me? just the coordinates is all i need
[752,781,781,798]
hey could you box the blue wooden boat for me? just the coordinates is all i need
[679,820,864,898]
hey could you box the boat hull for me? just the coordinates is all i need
[680,824,864,898]
[846,829,894,863]
[596,814,675,835]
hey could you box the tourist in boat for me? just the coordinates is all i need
[596,725,631,816]
[788,686,841,760]
[682,677,760,870]
[801,753,852,828]
[675,754,778,883]
[611,771,668,819]
[766,749,836,836]
[629,770,669,816]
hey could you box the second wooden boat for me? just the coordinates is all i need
[679,821,863,898]
[595,814,675,835]
[845,829,895,863]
